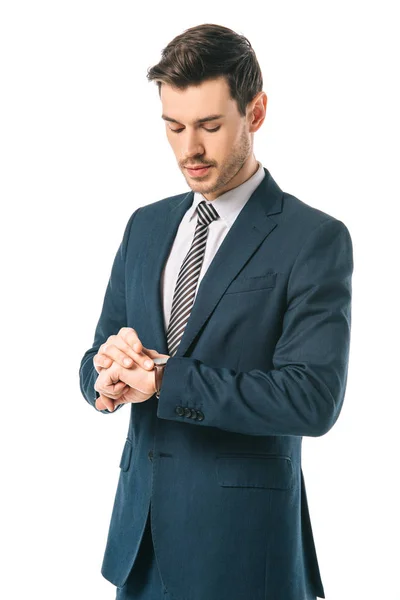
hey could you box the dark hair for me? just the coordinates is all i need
[146,23,263,117]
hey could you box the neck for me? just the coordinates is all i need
[203,154,259,201]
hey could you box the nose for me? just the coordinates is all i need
[182,130,205,162]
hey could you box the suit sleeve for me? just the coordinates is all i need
[156,217,353,437]
[78,208,141,414]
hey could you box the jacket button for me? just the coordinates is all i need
[175,406,185,416]
[190,408,197,419]
[148,450,153,462]
[196,410,204,421]
[184,407,192,418]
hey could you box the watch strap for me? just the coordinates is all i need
[154,364,165,399]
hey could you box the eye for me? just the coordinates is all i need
[169,125,221,134]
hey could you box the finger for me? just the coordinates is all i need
[140,347,169,360]
[140,347,158,358]
[94,377,127,401]
[95,397,106,410]
[107,369,130,394]
[104,334,155,371]
[95,396,117,411]
[98,393,115,412]
[142,348,170,360]
[119,329,146,356]
[93,353,112,373]
[118,327,140,349]
[113,380,129,393]
[128,339,157,362]
[114,396,127,408]
[98,342,136,369]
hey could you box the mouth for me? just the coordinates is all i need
[185,165,212,177]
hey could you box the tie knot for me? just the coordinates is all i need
[196,200,220,226]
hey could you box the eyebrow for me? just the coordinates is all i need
[161,113,224,125]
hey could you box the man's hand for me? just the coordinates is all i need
[94,365,130,412]
[93,327,156,374]
[94,359,156,410]
[94,340,170,411]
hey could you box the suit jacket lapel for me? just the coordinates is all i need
[141,168,284,357]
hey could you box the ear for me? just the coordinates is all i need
[248,91,267,133]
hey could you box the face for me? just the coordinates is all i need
[160,76,266,201]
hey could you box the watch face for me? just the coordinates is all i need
[153,357,169,366]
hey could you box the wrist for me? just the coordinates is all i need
[153,357,170,398]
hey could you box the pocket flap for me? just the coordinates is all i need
[119,439,132,472]
[216,454,293,489]
[225,272,277,294]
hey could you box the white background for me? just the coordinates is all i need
[1,1,399,599]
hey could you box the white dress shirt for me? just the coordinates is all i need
[161,161,265,332]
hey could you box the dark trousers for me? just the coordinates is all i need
[115,504,170,600]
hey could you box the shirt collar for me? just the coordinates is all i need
[187,160,265,228]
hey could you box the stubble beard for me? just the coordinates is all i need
[183,127,251,198]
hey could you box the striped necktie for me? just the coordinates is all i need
[166,199,220,357]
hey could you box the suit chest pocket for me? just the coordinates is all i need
[224,271,277,295]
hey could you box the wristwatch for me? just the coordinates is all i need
[153,357,170,399]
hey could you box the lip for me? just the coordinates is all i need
[186,165,212,177]
[186,164,211,169]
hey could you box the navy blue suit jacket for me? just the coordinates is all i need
[79,168,353,599]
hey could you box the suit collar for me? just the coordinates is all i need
[187,160,266,228]
[142,167,284,357]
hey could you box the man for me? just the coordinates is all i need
[79,23,353,600]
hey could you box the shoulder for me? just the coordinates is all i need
[121,190,190,239]
[278,188,351,247]
[282,191,336,226]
